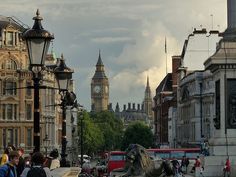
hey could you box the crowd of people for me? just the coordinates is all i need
[0,146,61,177]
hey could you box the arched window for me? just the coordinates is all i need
[3,80,17,96]
[1,59,17,70]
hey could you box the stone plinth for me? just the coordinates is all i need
[51,167,81,177]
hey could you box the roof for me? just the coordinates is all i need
[0,15,27,34]
[156,73,172,93]
[92,51,107,79]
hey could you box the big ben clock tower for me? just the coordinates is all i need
[91,51,109,112]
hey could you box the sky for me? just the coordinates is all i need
[0,0,227,110]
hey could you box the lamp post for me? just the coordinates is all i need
[54,55,74,167]
[23,9,54,152]
[80,113,84,168]
[43,134,50,157]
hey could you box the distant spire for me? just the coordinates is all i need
[165,37,168,74]
[146,75,150,87]
[96,49,103,66]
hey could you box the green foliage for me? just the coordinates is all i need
[78,111,104,155]
[121,121,154,150]
[91,111,124,151]
[78,111,124,155]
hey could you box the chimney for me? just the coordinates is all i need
[132,103,135,110]
[128,103,131,110]
[123,104,126,111]
[172,56,181,92]
[138,104,140,110]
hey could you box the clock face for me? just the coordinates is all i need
[94,85,101,93]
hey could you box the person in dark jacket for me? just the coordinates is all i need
[0,151,19,177]
[16,148,25,177]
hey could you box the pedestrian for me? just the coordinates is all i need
[191,156,201,173]
[0,151,20,177]
[0,147,10,165]
[20,152,51,177]
[223,158,230,177]
[204,140,210,156]
[181,156,189,174]
[48,149,60,170]
[171,157,182,176]
[16,148,25,177]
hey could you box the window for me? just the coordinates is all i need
[1,60,17,70]
[14,129,18,146]
[26,81,32,97]
[3,80,16,95]
[27,128,32,147]
[26,104,32,120]
[3,129,6,148]
[7,129,13,146]
[2,104,17,120]
[6,32,13,46]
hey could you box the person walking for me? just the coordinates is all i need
[20,152,51,177]
[181,156,189,174]
[223,158,230,177]
[0,151,20,177]
[16,148,25,177]
[191,156,201,173]
[48,149,60,170]
[0,146,14,165]
[171,157,182,176]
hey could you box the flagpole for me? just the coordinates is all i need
[165,37,167,74]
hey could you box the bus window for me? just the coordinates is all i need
[107,151,126,174]
[147,148,201,161]
[186,152,200,159]
[110,154,126,161]
[170,151,185,159]
[156,152,170,159]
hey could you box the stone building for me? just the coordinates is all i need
[115,102,149,129]
[177,70,214,146]
[0,15,77,157]
[153,56,180,146]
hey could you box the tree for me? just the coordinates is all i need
[78,111,104,156]
[121,121,154,150]
[91,111,124,151]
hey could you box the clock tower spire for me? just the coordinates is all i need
[91,50,109,112]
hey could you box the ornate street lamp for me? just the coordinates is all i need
[54,54,74,167]
[23,9,54,152]
[43,134,51,157]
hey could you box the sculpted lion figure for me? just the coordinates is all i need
[110,144,174,177]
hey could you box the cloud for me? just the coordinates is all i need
[0,0,228,110]
[91,36,134,43]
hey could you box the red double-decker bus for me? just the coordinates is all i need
[107,151,126,174]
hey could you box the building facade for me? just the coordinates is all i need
[91,51,109,112]
[0,15,59,153]
[115,102,150,129]
[177,70,214,146]
[153,56,180,146]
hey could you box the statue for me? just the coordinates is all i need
[110,144,174,177]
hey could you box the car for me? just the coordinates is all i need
[78,154,91,163]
